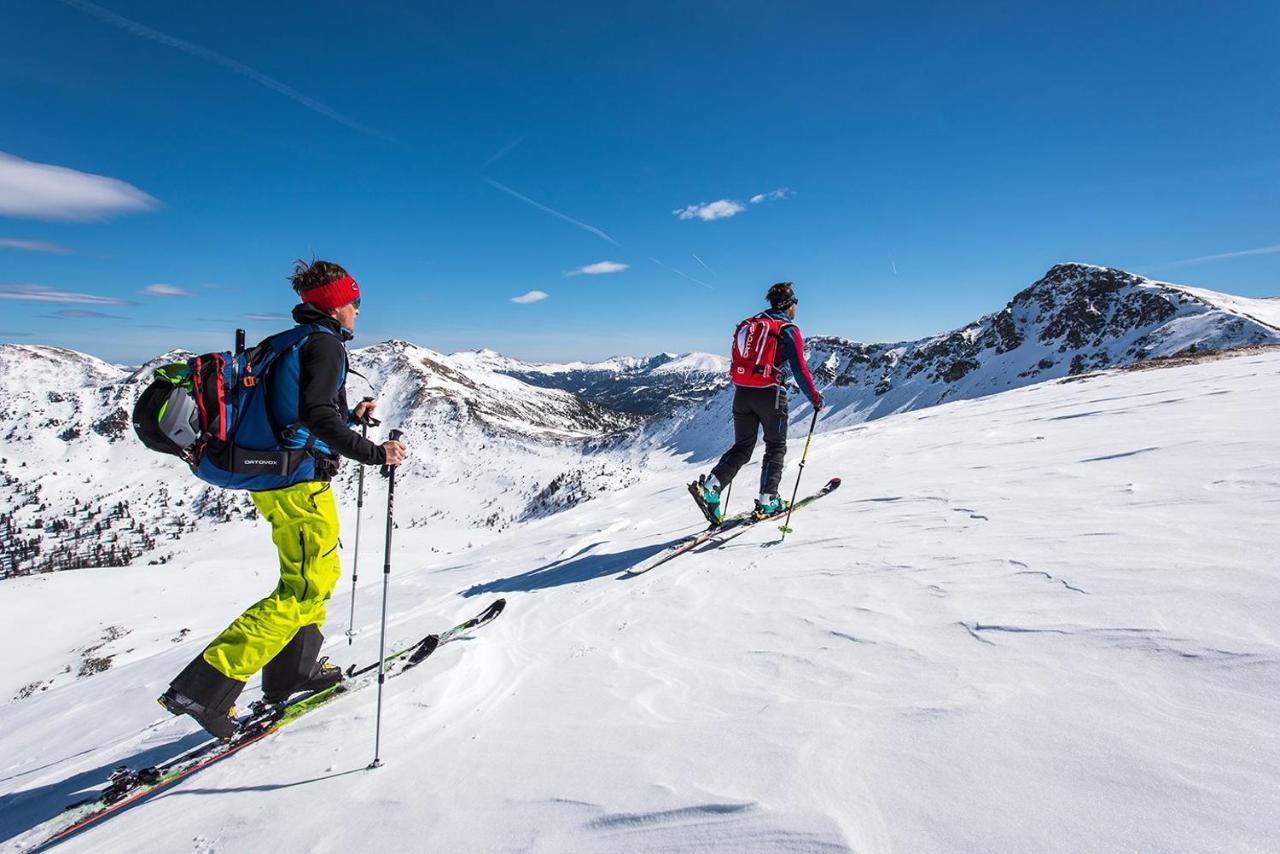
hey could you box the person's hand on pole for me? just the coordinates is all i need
[381,438,406,468]
[354,397,382,427]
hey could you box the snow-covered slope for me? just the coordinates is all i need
[0,345,123,395]
[3,346,1278,852]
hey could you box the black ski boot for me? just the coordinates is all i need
[262,657,343,704]
[159,657,244,741]
[261,626,344,705]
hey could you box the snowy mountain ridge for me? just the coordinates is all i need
[646,263,1280,456]
[449,348,731,416]
[1,263,1276,576]
[0,339,646,578]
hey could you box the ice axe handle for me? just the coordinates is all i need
[380,429,403,478]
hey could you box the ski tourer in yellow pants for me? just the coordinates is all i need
[163,482,345,737]
[158,263,405,740]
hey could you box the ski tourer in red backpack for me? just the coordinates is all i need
[690,282,824,524]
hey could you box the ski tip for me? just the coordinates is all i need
[827,477,841,488]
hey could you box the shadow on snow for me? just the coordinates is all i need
[0,730,209,844]
[461,537,689,596]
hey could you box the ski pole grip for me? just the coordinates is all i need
[358,396,382,427]
[380,429,403,478]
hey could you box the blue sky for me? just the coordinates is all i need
[1,0,1277,363]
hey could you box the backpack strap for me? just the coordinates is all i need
[253,323,331,441]
[266,323,345,455]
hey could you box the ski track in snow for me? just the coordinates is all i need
[3,351,1280,852]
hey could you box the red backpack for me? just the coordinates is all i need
[729,314,791,387]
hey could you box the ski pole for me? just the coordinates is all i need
[722,481,732,518]
[779,408,820,539]
[369,427,402,770]
[346,398,381,645]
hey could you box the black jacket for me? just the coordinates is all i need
[291,303,385,469]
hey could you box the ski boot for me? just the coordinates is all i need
[262,657,344,705]
[688,474,724,526]
[158,688,239,741]
[160,656,245,741]
[753,494,789,520]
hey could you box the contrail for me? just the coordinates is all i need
[486,179,619,246]
[672,267,715,290]
[1152,243,1280,270]
[650,257,714,290]
[60,0,384,138]
[482,137,524,170]
[692,253,717,276]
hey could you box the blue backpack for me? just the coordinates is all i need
[131,324,343,491]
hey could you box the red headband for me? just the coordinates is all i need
[301,275,360,311]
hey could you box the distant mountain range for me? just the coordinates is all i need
[449,350,729,416]
[2,263,1276,576]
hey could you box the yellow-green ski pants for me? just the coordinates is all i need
[202,481,342,682]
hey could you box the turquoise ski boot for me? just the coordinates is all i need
[688,475,724,526]
[754,494,788,520]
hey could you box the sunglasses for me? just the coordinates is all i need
[351,297,361,310]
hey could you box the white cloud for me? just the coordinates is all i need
[510,290,548,304]
[141,283,192,297]
[0,238,74,254]
[569,261,629,276]
[750,187,793,204]
[46,308,127,319]
[674,199,746,221]
[0,152,158,222]
[0,283,129,304]
[243,312,291,321]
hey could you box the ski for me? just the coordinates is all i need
[29,598,506,852]
[626,477,841,576]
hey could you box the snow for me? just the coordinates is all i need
[447,350,726,377]
[1166,283,1280,331]
[650,352,729,375]
[3,347,1278,852]
[0,345,123,395]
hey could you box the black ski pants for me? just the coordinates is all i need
[711,385,788,496]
